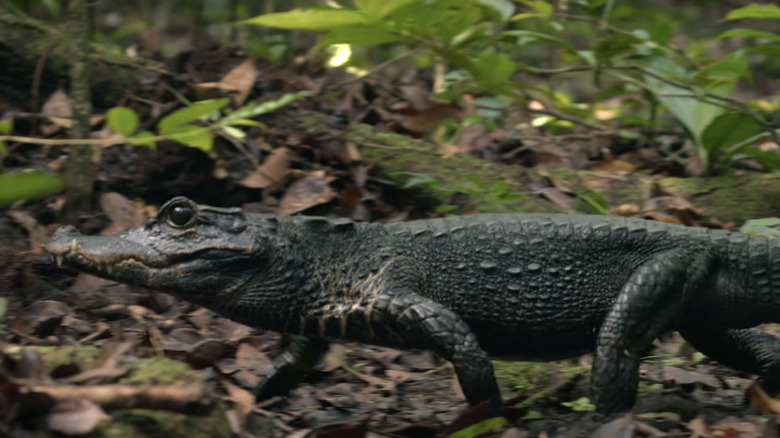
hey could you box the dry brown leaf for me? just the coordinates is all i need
[591,413,636,438]
[47,399,109,436]
[587,159,638,172]
[749,381,780,414]
[398,85,436,111]
[220,377,255,424]
[239,147,293,188]
[198,59,258,107]
[42,89,72,128]
[7,209,49,252]
[500,428,528,438]
[534,187,574,210]
[11,300,70,336]
[100,193,146,234]
[401,105,463,136]
[452,123,491,153]
[687,414,713,438]
[277,170,337,216]
[712,418,762,438]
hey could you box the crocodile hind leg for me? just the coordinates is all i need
[254,336,330,401]
[678,325,780,395]
[592,251,708,414]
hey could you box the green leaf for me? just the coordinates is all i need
[222,126,246,139]
[241,8,371,30]
[734,147,780,171]
[227,119,266,128]
[575,192,609,215]
[561,397,597,412]
[0,297,6,318]
[740,217,780,237]
[219,91,310,127]
[695,50,752,83]
[638,56,735,152]
[473,51,517,87]
[0,170,65,206]
[746,44,780,57]
[725,4,780,20]
[159,99,230,134]
[718,29,780,44]
[501,30,574,50]
[474,0,516,21]
[165,125,213,152]
[445,416,509,438]
[318,26,406,48]
[128,131,157,149]
[594,33,642,64]
[514,0,553,19]
[107,107,139,136]
[701,112,765,154]
[0,118,12,134]
[388,171,440,189]
[354,0,419,19]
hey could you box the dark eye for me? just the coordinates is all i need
[167,203,195,227]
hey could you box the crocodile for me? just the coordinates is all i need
[45,196,780,414]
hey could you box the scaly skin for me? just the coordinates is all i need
[46,197,780,414]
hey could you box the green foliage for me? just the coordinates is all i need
[107,107,139,136]
[561,397,596,412]
[102,91,310,152]
[445,416,509,438]
[242,1,780,175]
[390,171,525,213]
[0,171,65,206]
[575,192,608,215]
[739,217,780,237]
[0,118,11,156]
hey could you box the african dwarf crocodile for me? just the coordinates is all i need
[46,196,780,414]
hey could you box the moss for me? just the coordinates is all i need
[87,404,231,438]
[120,357,202,386]
[493,359,586,409]
[2,344,100,373]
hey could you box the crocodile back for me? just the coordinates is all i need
[384,214,710,358]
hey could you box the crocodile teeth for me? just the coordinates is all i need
[70,238,78,253]
[105,265,113,275]
[56,255,64,267]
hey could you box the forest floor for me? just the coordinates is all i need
[2,43,780,438]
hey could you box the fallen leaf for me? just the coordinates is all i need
[11,300,70,336]
[99,193,146,234]
[687,414,713,438]
[398,85,436,111]
[592,413,636,438]
[42,89,72,128]
[749,382,780,414]
[278,170,337,215]
[7,209,49,252]
[401,105,463,136]
[198,59,259,107]
[239,146,293,188]
[47,399,109,436]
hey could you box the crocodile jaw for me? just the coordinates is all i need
[45,225,258,298]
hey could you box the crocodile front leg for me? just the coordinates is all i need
[368,291,502,408]
[592,251,709,413]
[254,336,330,401]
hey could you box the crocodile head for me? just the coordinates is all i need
[46,197,274,302]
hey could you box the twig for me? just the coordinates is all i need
[22,383,213,415]
[334,48,422,89]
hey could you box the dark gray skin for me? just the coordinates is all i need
[46,196,780,414]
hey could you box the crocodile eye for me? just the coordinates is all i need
[167,203,195,227]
